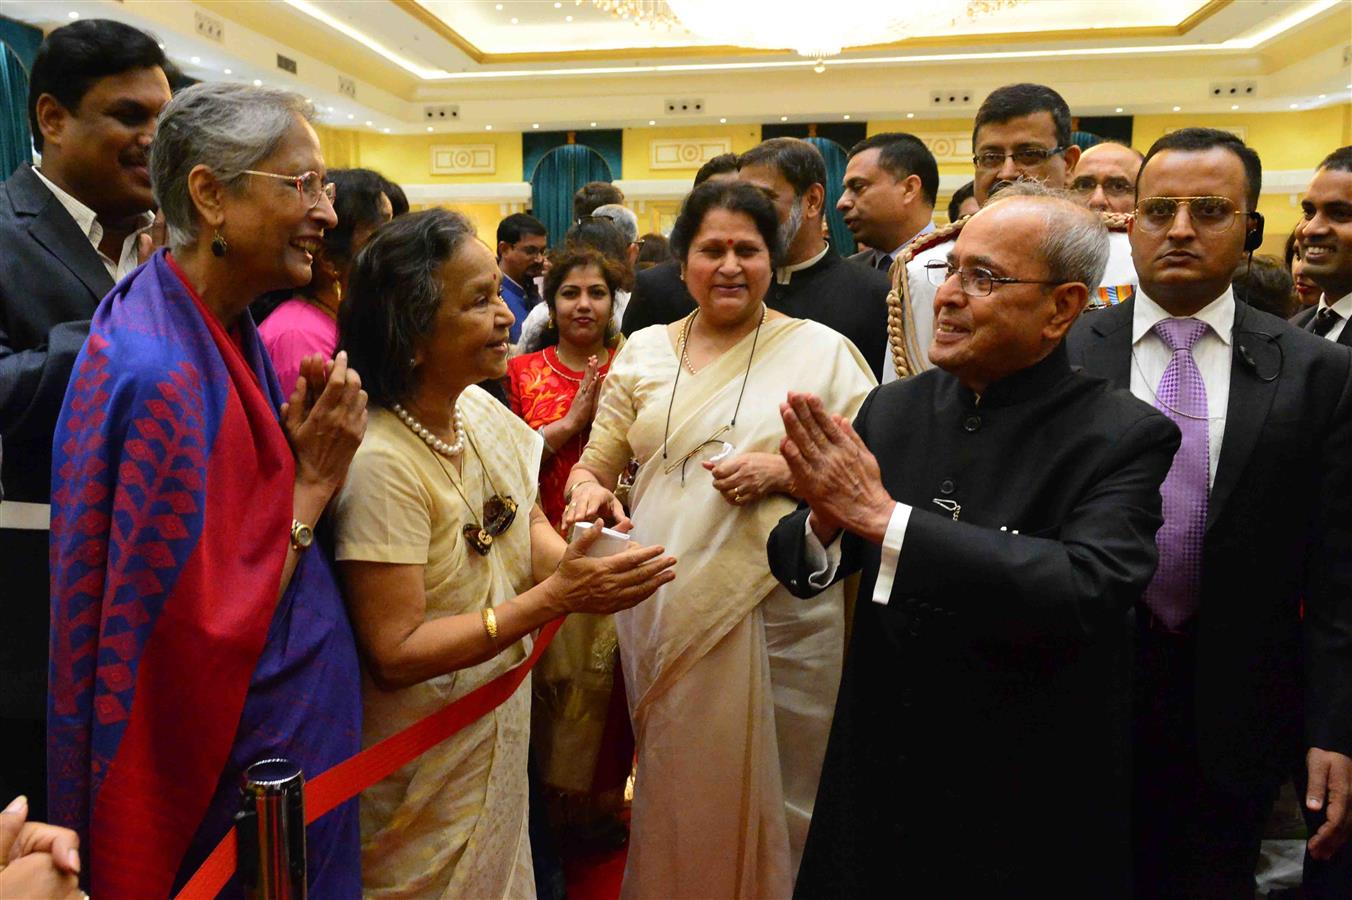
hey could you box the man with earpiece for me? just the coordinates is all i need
[1068,127,1352,899]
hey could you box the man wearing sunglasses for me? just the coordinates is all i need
[884,82,1139,383]
[769,186,1179,898]
[1068,127,1352,898]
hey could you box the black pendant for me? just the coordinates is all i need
[463,524,494,555]
[482,494,517,536]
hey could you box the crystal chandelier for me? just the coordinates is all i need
[582,1,680,30]
[585,0,1020,58]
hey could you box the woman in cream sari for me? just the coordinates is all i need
[331,209,676,899]
[564,181,876,899]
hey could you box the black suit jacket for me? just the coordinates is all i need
[1,164,114,505]
[1291,302,1352,348]
[0,165,115,719]
[766,250,890,379]
[1068,298,1352,792]
[847,247,890,272]
[771,344,1179,897]
[620,259,693,336]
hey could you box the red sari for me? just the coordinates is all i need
[505,345,612,528]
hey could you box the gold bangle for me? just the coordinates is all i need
[481,607,498,646]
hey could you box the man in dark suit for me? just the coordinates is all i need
[1291,146,1352,348]
[1066,128,1352,898]
[769,187,1179,897]
[837,132,937,272]
[0,20,169,817]
[621,153,737,336]
[739,138,891,378]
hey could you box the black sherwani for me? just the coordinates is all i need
[768,344,1179,898]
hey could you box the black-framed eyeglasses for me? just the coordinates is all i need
[1133,196,1248,234]
[972,146,1069,170]
[924,260,1064,297]
[1070,175,1135,197]
[241,169,335,209]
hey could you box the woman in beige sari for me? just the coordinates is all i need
[564,181,877,899]
[330,209,676,899]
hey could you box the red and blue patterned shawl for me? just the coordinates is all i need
[48,250,302,897]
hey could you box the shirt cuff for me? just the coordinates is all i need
[804,516,844,588]
[871,503,912,606]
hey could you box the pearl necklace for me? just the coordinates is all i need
[392,402,465,457]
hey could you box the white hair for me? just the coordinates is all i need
[151,82,316,247]
[590,203,639,244]
[985,182,1110,287]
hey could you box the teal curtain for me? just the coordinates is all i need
[806,136,856,257]
[0,42,32,179]
[530,144,614,249]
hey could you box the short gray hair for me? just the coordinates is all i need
[985,182,1110,287]
[591,204,638,244]
[151,82,317,247]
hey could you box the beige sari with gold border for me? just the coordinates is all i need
[577,318,876,899]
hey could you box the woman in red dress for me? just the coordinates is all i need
[506,247,627,525]
[505,246,634,842]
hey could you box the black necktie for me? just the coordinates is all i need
[1311,307,1342,338]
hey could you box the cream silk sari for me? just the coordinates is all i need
[333,388,544,899]
[578,318,876,899]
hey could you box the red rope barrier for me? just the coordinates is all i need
[175,617,566,899]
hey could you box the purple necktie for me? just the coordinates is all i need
[1143,317,1210,631]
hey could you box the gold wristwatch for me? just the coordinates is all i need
[290,518,315,552]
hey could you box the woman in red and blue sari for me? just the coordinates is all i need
[48,82,367,898]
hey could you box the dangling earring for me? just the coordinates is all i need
[211,229,229,258]
[547,312,556,328]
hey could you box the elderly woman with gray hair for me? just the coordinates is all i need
[48,82,366,897]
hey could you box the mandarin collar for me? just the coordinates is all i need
[953,341,1074,409]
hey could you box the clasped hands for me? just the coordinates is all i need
[780,392,895,547]
[282,351,368,493]
[0,795,84,900]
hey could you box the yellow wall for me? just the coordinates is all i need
[620,124,763,181]
[318,107,1351,254]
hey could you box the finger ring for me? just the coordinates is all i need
[732,489,742,503]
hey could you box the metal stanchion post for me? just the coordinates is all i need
[235,758,307,899]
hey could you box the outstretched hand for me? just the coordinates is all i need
[779,392,894,545]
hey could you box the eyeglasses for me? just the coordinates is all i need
[1069,176,1135,197]
[1133,196,1247,234]
[924,260,1064,297]
[972,146,1068,170]
[663,425,735,484]
[241,170,336,209]
[513,243,546,258]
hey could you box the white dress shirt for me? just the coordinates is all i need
[1129,287,1234,486]
[1312,290,1352,343]
[802,503,913,606]
[887,220,936,262]
[31,166,152,282]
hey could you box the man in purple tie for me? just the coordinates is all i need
[1068,128,1352,899]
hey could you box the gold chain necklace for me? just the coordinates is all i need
[678,304,767,376]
